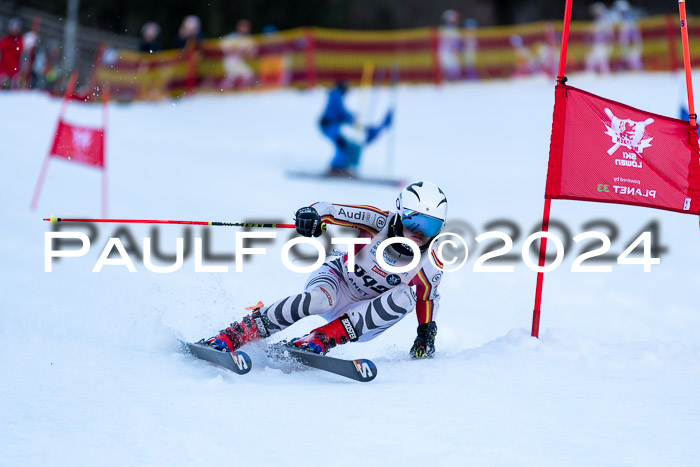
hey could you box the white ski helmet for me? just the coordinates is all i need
[396,181,447,239]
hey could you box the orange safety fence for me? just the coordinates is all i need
[93,15,700,100]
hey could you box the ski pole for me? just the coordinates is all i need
[385,62,400,177]
[43,216,326,231]
[356,61,376,130]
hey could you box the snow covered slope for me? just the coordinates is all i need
[1,73,699,465]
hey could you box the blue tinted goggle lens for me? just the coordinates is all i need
[401,209,444,237]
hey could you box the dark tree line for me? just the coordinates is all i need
[6,0,682,48]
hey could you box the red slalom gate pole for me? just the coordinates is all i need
[556,0,573,82]
[678,1,700,231]
[679,0,696,128]
[531,0,573,338]
[30,72,79,212]
[531,198,552,338]
[43,216,298,229]
[101,85,110,218]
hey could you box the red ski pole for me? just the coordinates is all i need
[43,216,326,231]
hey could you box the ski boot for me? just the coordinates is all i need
[290,314,358,355]
[204,302,271,352]
[326,167,352,178]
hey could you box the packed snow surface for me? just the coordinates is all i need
[2,72,699,465]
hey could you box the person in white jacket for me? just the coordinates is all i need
[203,181,448,359]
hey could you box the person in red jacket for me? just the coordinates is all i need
[0,18,24,88]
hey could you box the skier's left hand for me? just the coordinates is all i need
[410,322,437,359]
[382,109,393,129]
[365,126,381,144]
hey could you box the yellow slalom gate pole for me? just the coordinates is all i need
[356,61,376,129]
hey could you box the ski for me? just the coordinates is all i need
[287,170,405,188]
[180,339,376,381]
[180,340,252,375]
[268,342,377,382]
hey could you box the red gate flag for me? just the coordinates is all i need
[545,84,700,214]
[49,120,105,168]
[30,71,109,216]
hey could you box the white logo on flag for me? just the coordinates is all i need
[604,108,654,155]
[72,129,93,152]
[684,198,691,211]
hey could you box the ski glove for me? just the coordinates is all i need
[295,206,323,237]
[365,126,381,144]
[410,321,437,359]
[382,109,393,129]
[335,135,348,149]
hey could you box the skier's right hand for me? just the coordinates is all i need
[335,135,348,149]
[295,206,324,237]
[410,322,437,359]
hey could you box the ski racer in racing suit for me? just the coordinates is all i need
[203,181,447,359]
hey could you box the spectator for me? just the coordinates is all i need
[462,18,479,80]
[21,27,39,88]
[439,9,463,81]
[538,22,559,77]
[510,34,536,77]
[33,39,63,92]
[139,22,162,53]
[137,22,165,99]
[259,23,291,88]
[176,15,202,49]
[585,2,614,74]
[613,0,643,71]
[0,18,24,89]
[220,19,257,89]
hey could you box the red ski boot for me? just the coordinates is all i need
[205,302,271,352]
[291,314,359,355]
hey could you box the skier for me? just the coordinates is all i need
[319,81,392,176]
[203,181,447,359]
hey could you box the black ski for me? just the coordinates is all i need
[268,343,377,382]
[180,340,252,375]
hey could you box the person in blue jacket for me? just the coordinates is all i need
[319,81,392,175]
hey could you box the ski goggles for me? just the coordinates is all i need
[401,209,445,238]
